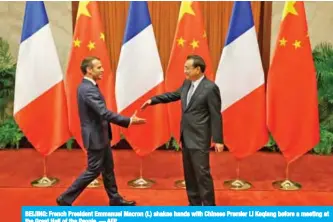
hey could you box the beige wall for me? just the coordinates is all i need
[0,1,72,72]
[271,1,333,56]
[0,1,333,71]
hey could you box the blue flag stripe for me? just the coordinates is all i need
[225,1,254,46]
[21,1,49,43]
[123,1,151,44]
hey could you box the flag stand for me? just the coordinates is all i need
[174,179,186,188]
[272,162,301,190]
[88,177,102,188]
[31,156,59,187]
[128,157,154,188]
[223,160,252,190]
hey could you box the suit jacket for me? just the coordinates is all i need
[151,76,223,149]
[77,79,130,150]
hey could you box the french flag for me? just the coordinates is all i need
[215,1,268,159]
[13,2,71,156]
[115,1,170,156]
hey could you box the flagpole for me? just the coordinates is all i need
[174,140,185,189]
[272,160,301,190]
[31,155,59,187]
[223,159,252,190]
[128,156,155,188]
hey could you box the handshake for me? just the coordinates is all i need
[129,99,152,126]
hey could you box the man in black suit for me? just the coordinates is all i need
[57,56,145,206]
[141,55,224,206]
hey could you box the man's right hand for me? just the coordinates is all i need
[130,110,146,125]
[141,99,152,110]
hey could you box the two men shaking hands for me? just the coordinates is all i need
[57,55,224,207]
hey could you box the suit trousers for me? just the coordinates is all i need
[60,146,121,204]
[181,144,215,206]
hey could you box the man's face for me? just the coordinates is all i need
[184,59,200,81]
[87,59,104,81]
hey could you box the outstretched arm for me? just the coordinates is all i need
[141,82,184,109]
[84,87,145,127]
[151,89,181,104]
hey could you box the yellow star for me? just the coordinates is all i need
[73,38,81,47]
[100,33,105,41]
[177,37,186,47]
[282,1,298,20]
[190,39,199,49]
[87,41,95,51]
[279,37,287,46]
[203,31,207,38]
[178,1,195,21]
[293,40,301,49]
[77,1,91,20]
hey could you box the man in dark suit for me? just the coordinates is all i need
[57,56,145,206]
[141,55,224,206]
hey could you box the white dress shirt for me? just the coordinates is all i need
[191,75,205,93]
[84,76,96,85]
[187,75,205,105]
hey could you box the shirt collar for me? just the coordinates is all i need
[84,76,96,85]
[191,75,204,87]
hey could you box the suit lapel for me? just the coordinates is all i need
[184,77,206,112]
[83,79,105,101]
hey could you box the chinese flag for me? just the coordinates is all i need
[166,1,214,143]
[65,1,120,149]
[267,1,320,163]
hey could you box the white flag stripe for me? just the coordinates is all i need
[216,27,265,112]
[14,24,63,114]
[116,25,163,112]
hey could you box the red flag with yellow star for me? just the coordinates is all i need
[65,1,120,149]
[267,1,320,163]
[165,1,214,144]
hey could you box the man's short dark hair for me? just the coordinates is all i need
[80,56,100,75]
[186,54,206,73]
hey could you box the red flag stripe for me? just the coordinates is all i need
[223,85,268,159]
[120,82,170,157]
[14,82,69,156]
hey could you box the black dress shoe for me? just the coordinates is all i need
[56,197,71,206]
[110,198,136,206]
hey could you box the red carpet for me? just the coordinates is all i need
[0,149,332,221]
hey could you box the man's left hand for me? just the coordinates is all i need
[214,143,224,152]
